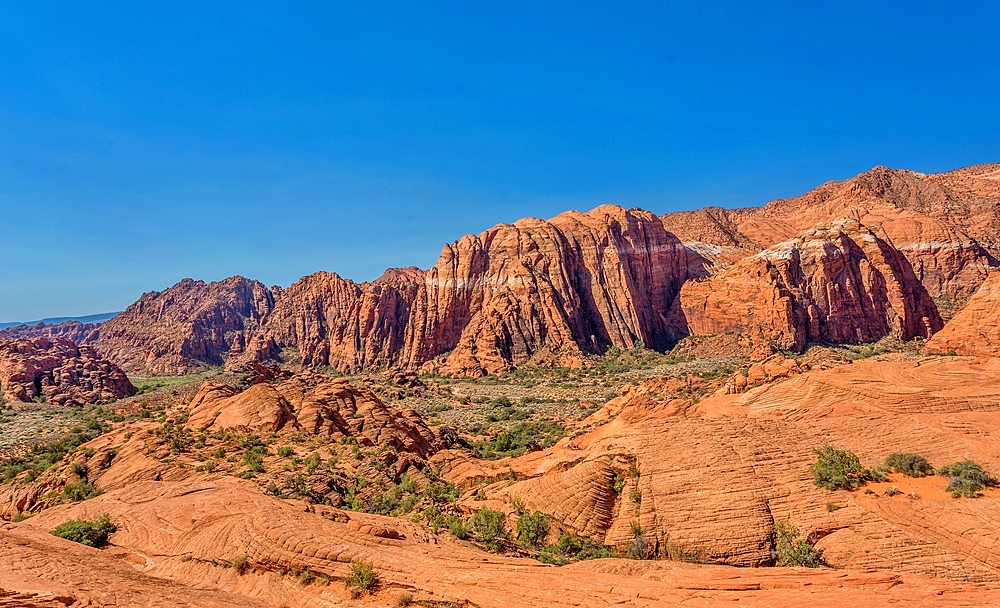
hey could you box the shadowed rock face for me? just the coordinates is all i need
[89,277,276,375]
[0,337,135,406]
[678,218,943,351]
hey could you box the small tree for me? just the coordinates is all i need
[772,523,821,567]
[346,558,378,594]
[472,508,508,551]
[810,446,867,490]
[516,511,549,548]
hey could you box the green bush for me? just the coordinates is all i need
[809,446,867,490]
[50,514,117,547]
[516,511,549,548]
[471,422,564,460]
[537,534,616,565]
[346,558,378,593]
[444,515,469,539]
[230,554,251,574]
[62,481,101,502]
[772,523,821,567]
[277,446,295,458]
[938,460,997,498]
[884,453,933,477]
[472,508,508,550]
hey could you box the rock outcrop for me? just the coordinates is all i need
[239,205,692,375]
[678,218,942,351]
[0,337,135,406]
[90,277,276,375]
[663,164,1000,297]
[186,371,440,457]
[924,270,1000,357]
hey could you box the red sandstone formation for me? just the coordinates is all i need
[76,164,999,376]
[240,205,692,375]
[0,337,135,406]
[90,277,276,375]
[678,218,942,351]
[0,320,101,344]
[663,164,1000,298]
[924,269,1000,357]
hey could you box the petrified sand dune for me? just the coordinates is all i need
[0,336,135,405]
[447,356,1000,582]
[10,477,997,607]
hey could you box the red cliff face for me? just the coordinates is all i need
[924,269,1000,358]
[239,205,692,376]
[91,277,276,375]
[241,267,424,373]
[663,164,1000,298]
[401,205,690,375]
[0,337,135,406]
[679,218,943,352]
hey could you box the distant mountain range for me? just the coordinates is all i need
[0,311,121,330]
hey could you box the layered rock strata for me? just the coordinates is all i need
[678,218,943,351]
[923,269,1000,357]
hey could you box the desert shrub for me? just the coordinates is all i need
[422,480,458,504]
[538,534,616,565]
[884,452,933,477]
[1,417,109,483]
[277,446,295,458]
[516,511,549,548]
[346,558,378,593]
[230,554,251,574]
[367,491,401,516]
[444,515,469,539]
[394,591,414,607]
[772,523,821,567]
[50,514,116,547]
[472,508,508,550]
[938,460,997,498]
[298,569,315,585]
[399,475,417,494]
[825,502,841,512]
[625,520,651,559]
[62,481,101,502]
[471,422,564,460]
[809,446,867,490]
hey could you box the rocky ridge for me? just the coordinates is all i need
[0,337,135,406]
[924,269,1000,358]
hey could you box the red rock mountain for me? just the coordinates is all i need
[89,277,276,375]
[83,164,998,375]
[679,218,943,351]
[0,337,135,406]
[662,163,1000,297]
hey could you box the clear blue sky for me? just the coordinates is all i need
[2,1,998,321]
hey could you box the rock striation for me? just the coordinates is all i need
[678,218,943,351]
[0,337,135,406]
[663,164,1000,298]
[90,277,276,375]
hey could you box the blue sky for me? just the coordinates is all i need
[2,1,998,321]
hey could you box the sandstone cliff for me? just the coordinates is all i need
[0,337,135,406]
[90,277,276,375]
[923,269,1000,357]
[663,164,1000,297]
[678,218,943,351]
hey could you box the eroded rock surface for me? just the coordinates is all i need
[678,218,942,351]
[0,337,135,406]
[924,270,1000,357]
